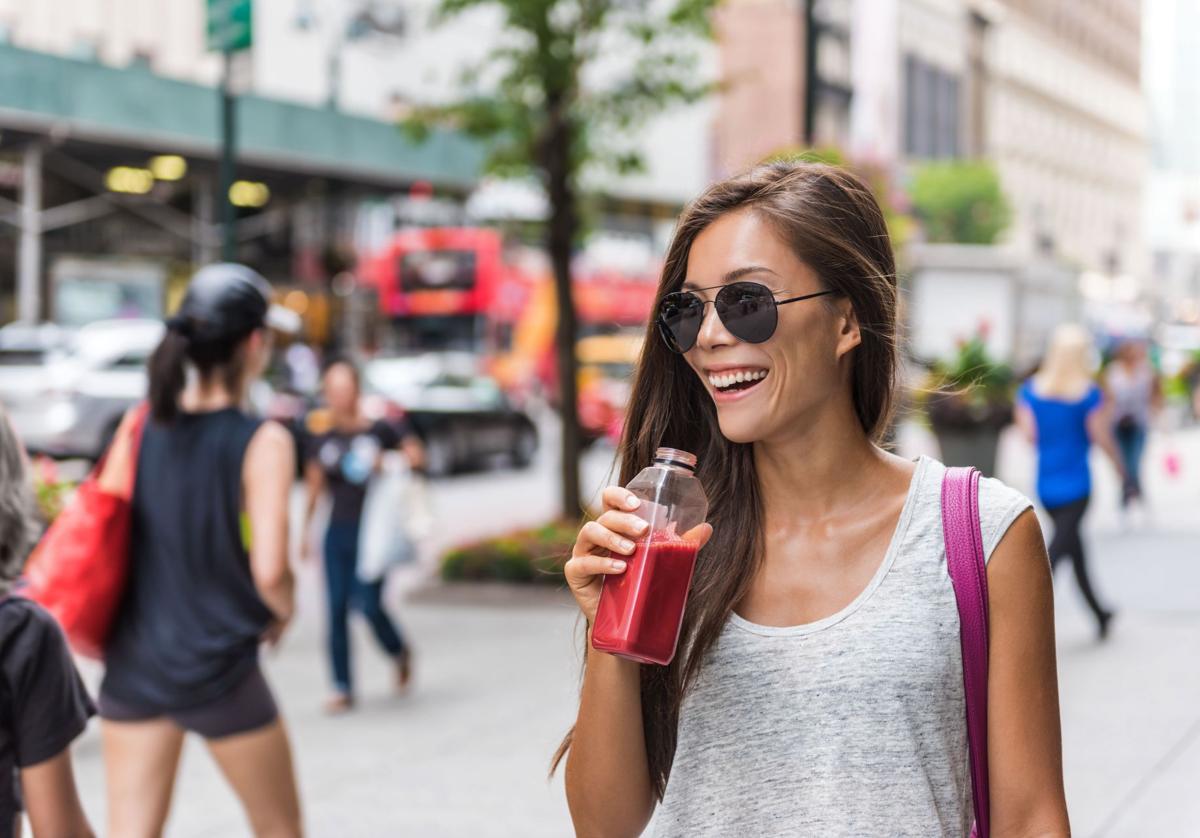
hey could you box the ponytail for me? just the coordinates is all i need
[148,330,189,423]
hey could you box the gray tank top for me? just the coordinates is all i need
[1106,363,1154,426]
[653,456,1032,838]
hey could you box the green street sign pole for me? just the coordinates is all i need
[207,0,252,262]
[219,48,236,262]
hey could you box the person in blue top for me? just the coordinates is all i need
[1016,324,1126,639]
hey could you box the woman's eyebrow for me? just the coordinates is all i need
[681,265,780,292]
[725,265,779,282]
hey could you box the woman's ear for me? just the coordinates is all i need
[835,299,862,359]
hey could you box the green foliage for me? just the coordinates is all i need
[440,520,580,584]
[30,458,73,525]
[764,146,847,167]
[909,161,1010,245]
[764,146,916,253]
[404,0,719,186]
[921,327,1015,430]
[932,335,1013,395]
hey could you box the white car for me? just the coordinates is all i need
[0,319,164,459]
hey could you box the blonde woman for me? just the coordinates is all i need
[1015,324,1125,639]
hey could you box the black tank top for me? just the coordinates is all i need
[101,408,273,711]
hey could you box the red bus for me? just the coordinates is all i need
[360,226,658,425]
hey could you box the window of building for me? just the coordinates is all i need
[904,54,962,159]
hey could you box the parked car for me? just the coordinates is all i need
[0,322,73,367]
[363,353,539,477]
[0,319,164,460]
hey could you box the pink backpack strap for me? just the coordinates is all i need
[941,466,990,838]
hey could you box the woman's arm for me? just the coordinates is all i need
[1014,402,1037,445]
[400,433,426,471]
[301,458,325,560]
[1150,372,1165,416]
[242,421,296,623]
[986,508,1071,837]
[562,486,680,837]
[21,750,94,838]
[1085,397,1127,482]
[565,644,656,837]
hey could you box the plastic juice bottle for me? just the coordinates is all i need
[591,447,709,665]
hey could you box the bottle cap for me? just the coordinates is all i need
[653,447,697,472]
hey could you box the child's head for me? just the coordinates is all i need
[0,407,36,595]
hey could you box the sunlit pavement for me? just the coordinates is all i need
[66,414,1199,835]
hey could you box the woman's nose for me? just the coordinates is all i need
[695,301,735,350]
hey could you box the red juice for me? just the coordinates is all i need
[592,535,701,665]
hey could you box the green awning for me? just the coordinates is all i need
[0,43,484,190]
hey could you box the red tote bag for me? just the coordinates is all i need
[22,404,149,659]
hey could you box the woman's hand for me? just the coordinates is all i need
[565,486,713,625]
[261,619,288,648]
[300,534,318,564]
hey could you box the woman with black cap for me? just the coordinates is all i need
[97,265,303,837]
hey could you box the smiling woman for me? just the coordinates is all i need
[553,162,1070,838]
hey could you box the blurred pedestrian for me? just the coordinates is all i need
[302,358,423,714]
[0,407,94,838]
[556,163,1070,836]
[1015,324,1125,639]
[1104,339,1162,510]
[97,265,302,837]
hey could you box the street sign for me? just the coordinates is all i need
[207,0,252,53]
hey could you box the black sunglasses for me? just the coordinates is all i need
[656,281,834,353]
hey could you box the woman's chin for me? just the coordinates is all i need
[716,416,766,445]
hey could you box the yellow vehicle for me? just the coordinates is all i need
[577,332,645,445]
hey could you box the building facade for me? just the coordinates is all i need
[1143,0,1200,320]
[714,0,854,176]
[987,0,1145,279]
[0,0,717,210]
[850,0,1146,281]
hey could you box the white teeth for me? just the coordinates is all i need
[707,369,768,390]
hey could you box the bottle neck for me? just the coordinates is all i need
[654,460,695,476]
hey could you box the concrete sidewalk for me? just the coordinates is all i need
[935,423,1200,835]
[66,425,1199,836]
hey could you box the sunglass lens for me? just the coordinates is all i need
[716,282,778,343]
[657,292,703,353]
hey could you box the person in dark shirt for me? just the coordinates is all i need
[303,358,424,714]
[97,265,301,836]
[0,407,94,838]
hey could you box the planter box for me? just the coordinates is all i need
[934,426,1001,477]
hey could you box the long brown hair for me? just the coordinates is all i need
[552,161,900,797]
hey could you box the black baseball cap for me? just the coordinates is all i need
[168,263,300,342]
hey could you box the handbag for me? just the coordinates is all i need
[21,403,149,659]
[941,466,990,838]
[357,452,433,583]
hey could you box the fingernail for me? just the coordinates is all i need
[611,559,627,570]
[625,495,640,509]
[635,520,649,534]
[618,539,635,552]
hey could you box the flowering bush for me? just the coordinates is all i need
[440,520,578,584]
[921,326,1015,431]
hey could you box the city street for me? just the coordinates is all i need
[1,3,1193,837]
[65,415,1200,836]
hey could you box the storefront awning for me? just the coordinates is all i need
[0,43,484,191]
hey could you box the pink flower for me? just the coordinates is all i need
[36,456,58,485]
